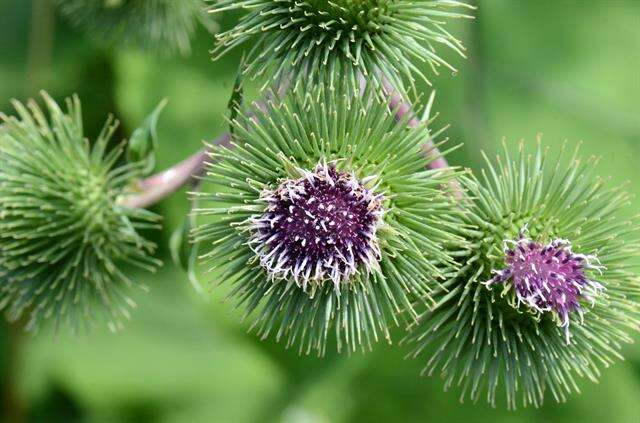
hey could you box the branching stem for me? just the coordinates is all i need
[119,133,231,209]
[121,85,451,209]
[385,87,451,170]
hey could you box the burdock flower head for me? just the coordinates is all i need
[57,0,217,55]
[208,0,474,95]
[406,140,640,408]
[193,85,466,355]
[0,93,161,332]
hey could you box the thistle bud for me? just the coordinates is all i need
[0,93,161,332]
[487,231,605,342]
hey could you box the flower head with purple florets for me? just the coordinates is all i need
[486,227,605,342]
[194,84,464,354]
[249,162,384,291]
[406,141,640,408]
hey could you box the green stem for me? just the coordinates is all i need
[119,134,230,209]
[26,0,55,94]
[2,323,24,423]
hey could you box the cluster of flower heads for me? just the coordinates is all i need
[208,0,473,95]
[405,142,640,408]
[57,0,217,55]
[200,1,639,407]
[193,85,465,354]
[1,0,638,412]
[0,93,160,332]
[248,162,385,290]
[191,76,640,405]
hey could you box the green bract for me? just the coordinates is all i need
[406,141,640,408]
[58,0,216,55]
[0,93,161,332]
[193,85,467,355]
[208,0,473,95]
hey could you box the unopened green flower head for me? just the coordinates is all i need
[57,0,216,55]
[0,93,161,333]
[208,0,473,95]
[193,84,466,355]
[406,140,640,408]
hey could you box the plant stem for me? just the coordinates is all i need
[26,0,55,95]
[376,75,453,170]
[2,323,24,423]
[119,133,231,209]
[386,88,451,170]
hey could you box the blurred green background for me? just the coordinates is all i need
[1,0,639,422]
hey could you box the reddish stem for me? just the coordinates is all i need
[119,133,230,209]
[386,90,451,170]
[380,78,450,170]
[121,83,453,209]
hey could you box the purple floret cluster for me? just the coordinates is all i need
[487,231,605,341]
[249,163,384,290]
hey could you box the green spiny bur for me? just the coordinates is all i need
[192,84,468,355]
[405,140,640,408]
[208,0,474,96]
[0,92,162,333]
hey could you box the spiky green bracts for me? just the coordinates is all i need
[0,93,161,332]
[406,140,640,408]
[192,85,467,355]
[208,0,473,95]
[57,0,216,55]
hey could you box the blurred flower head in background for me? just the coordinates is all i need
[0,93,161,333]
[57,0,217,55]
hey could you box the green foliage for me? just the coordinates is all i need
[57,0,216,55]
[0,93,161,332]
[208,0,473,96]
[126,98,167,175]
[406,141,640,408]
[192,84,467,355]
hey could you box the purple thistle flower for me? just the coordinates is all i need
[486,228,605,342]
[249,162,384,290]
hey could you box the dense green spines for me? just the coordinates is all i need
[193,85,467,354]
[406,140,640,408]
[208,0,472,95]
[58,0,216,55]
[0,93,161,332]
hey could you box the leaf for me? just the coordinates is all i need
[227,53,246,135]
[127,99,168,175]
[169,196,203,294]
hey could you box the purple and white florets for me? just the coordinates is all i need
[249,162,384,290]
[486,229,605,341]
